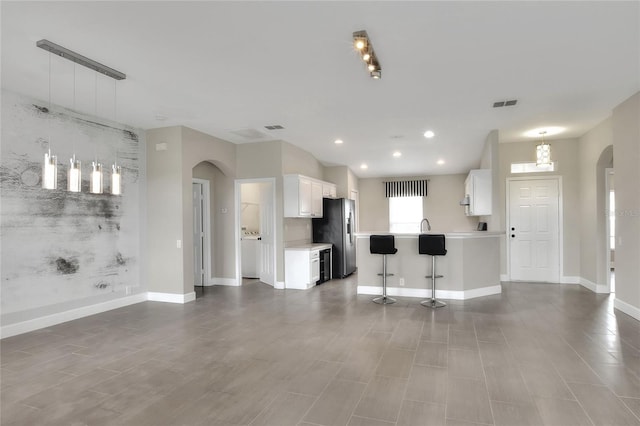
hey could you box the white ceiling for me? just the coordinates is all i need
[2,1,638,177]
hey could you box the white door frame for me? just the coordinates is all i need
[605,168,614,293]
[234,178,277,287]
[192,178,212,286]
[506,175,563,282]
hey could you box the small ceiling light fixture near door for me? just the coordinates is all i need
[437,159,445,165]
[360,163,368,170]
[264,125,284,130]
[353,30,382,79]
[423,130,435,139]
[523,126,565,138]
[334,139,343,145]
[393,151,402,158]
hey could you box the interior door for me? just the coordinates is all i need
[259,182,275,286]
[508,178,560,282]
[192,182,205,286]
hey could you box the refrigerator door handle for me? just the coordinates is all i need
[347,211,353,245]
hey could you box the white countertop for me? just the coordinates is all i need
[355,231,503,239]
[285,243,332,251]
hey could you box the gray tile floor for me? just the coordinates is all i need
[2,276,640,426]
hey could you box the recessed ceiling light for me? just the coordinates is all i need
[424,130,435,139]
[360,163,368,169]
[523,126,565,138]
[334,139,343,145]
[437,159,445,165]
[393,151,402,158]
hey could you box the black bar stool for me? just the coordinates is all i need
[370,235,397,305]
[418,234,447,308]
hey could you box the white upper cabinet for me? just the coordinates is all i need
[464,169,492,216]
[322,182,337,199]
[284,174,334,218]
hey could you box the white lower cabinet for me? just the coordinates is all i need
[285,247,325,289]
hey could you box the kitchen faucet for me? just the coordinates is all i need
[420,218,431,233]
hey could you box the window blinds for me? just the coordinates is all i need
[384,179,428,197]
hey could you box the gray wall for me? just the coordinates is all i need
[1,90,145,326]
[578,118,613,287]
[147,125,236,296]
[499,138,581,279]
[358,174,477,233]
[612,92,640,312]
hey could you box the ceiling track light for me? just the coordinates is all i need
[353,30,382,79]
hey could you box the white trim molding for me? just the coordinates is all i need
[357,284,502,300]
[274,281,285,290]
[1,293,148,339]
[210,277,240,287]
[147,291,196,304]
[614,299,640,321]
[561,276,581,284]
[579,277,610,293]
[500,274,508,282]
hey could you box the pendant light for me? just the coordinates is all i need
[90,161,103,194]
[68,155,82,192]
[111,80,122,195]
[536,131,551,167]
[42,52,58,190]
[68,63,81,192]
[89,71,103,194]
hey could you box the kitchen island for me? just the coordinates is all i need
[356,232,502,300]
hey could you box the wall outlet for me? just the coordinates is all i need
[399,277,405,286]
[176,239,182,249]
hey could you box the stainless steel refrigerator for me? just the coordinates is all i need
[312,198,357,278]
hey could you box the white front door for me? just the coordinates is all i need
[508,178,560,282]
[192,182,205,286]
[259,182,275,286]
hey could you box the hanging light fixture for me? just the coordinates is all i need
[90,161,103,194]
[36,39,127,196]
[111,164,121,195]
[42,51,58,190]
[536,131,551,167]
[111,80,122,195]
[68,155,82,192]
[89,70,104,194]
[67,63,82,193]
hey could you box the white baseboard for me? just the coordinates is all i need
[0,293,148,339]
[500,274,508,282]
[561,276,581,284]
[210,277,240,286]
[274,281,285,290]
[579,277,609,293]
[147,291,196,304]
[357,284,501,300]
[614,299,640,321]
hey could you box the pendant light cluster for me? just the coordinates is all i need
[353,30,382,79]
[37,39,126,195]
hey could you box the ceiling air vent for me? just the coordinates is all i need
[264,125,284,130]
[493,99,518,108]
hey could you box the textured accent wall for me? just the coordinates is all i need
[1,90,144,321]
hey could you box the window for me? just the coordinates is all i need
[511,162,555,173]
[389,196,423,233]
